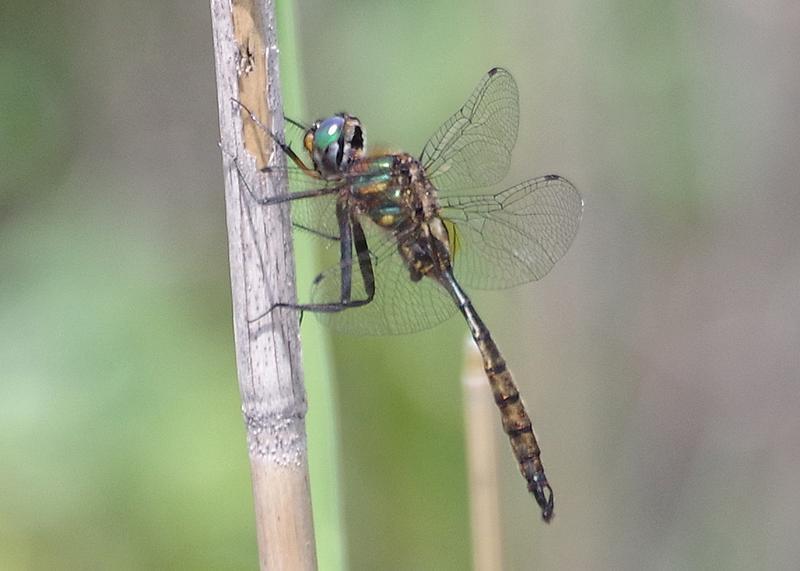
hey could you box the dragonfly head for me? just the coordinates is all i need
[304,114,366,177]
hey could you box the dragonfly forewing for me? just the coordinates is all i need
[421,67,519,193]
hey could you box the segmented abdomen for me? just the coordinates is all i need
[475,333,554,522]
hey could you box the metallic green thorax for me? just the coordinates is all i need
[345,153,441,236]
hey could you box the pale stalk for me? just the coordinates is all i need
[209,0,317,568]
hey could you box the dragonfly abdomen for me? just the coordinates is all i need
[444,271,555,522]
[474,333,554,522]
[485,360,554,522]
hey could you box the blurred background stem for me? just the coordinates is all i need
[462,337,504,571]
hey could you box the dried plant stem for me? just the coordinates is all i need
[462,336,504,571]
[210,0,317,569]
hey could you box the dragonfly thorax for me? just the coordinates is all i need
[359,153,453,282]
[351,152,442,228]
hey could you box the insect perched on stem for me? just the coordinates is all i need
[236,67,582,522]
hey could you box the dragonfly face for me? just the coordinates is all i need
[302,113,366,178]
[240,67,582,522]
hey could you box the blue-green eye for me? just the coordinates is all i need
[306,114,366,178]
[314,116,344,151]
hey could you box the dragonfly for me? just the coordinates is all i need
[236,67,582,522]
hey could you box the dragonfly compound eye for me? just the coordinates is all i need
[309,115,344,175]
[308,114,367,176]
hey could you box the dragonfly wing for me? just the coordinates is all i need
[282,115,311,151]
[234,108,343,241]
[308,219,458,335]
[238,159,342,242]
[289,192,340,242]
[441,175,583,290]
[420,67,519,193]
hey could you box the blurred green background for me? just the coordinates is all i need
[2,1,800,569]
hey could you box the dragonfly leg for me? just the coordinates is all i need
[232,154,338,206]
[338,202,354,302]
[351,217,376,303]
[230,156,342,240]
[249,208,376,327]
[270,211,376,314]
[232,98,320,179]
[292,222,339,242]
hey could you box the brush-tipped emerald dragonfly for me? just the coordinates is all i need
[235,67,582,522]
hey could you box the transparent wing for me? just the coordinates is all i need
[290,193,340,242]
[231,111,339,241]
[307,220,458,335]
[233,113,339,242]
[238,161,340,242]
[420,67,519,193]
[440,175,583,290]
[278,114,313,169]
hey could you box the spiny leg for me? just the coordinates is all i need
[229,152,342,244]
[253,208,376,326]
[350,216,376,303]
[231,98,320,179]
[292,222,339,242]
[232,152,339,207]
